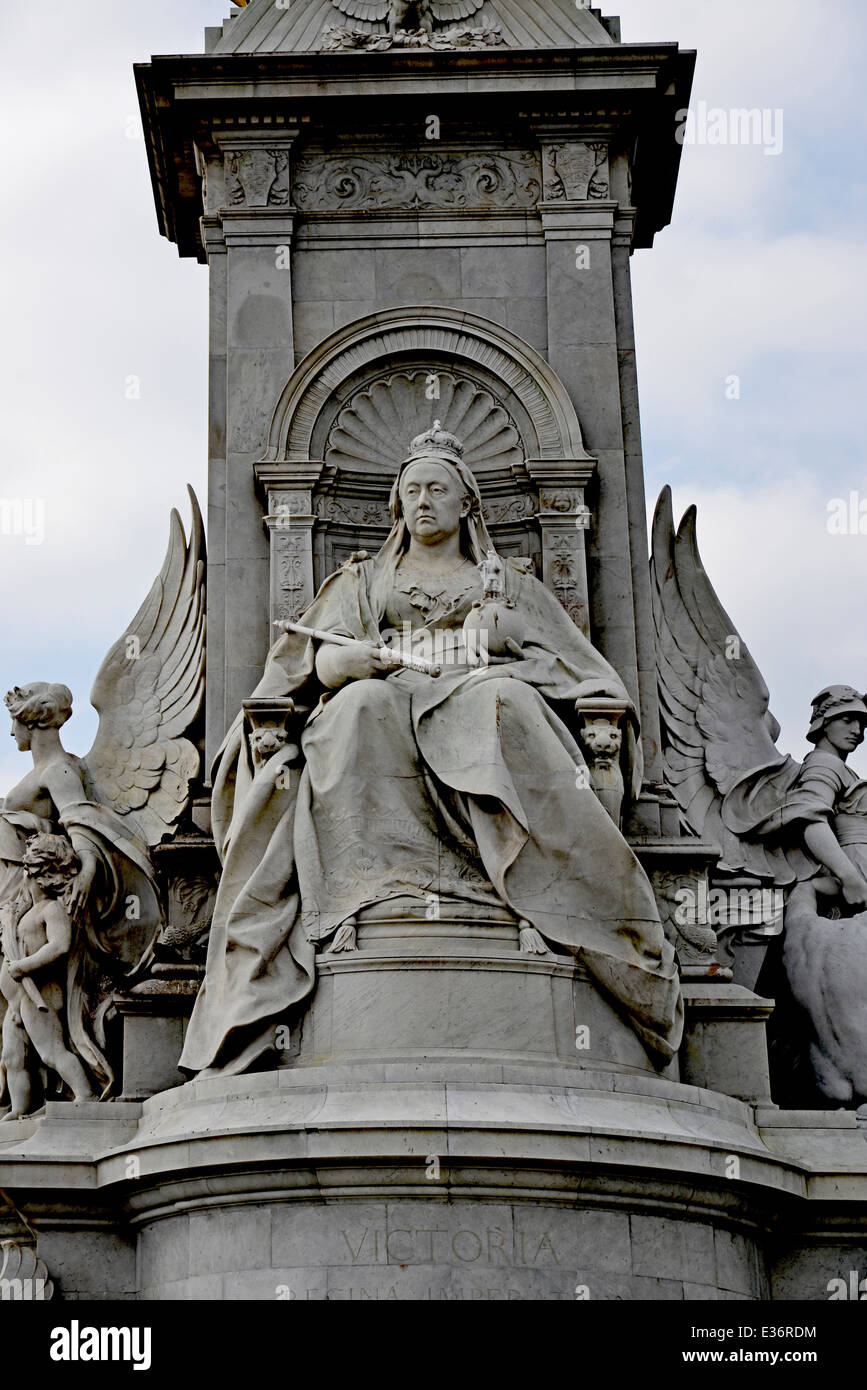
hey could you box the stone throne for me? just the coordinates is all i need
[245,304,649,1074]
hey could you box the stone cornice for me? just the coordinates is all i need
[135,43,694,261]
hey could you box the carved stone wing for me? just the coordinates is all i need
[330,0,391,21]
[330,0,485,20]
[651,487,803,880]
[83,488,206,848]
[429,0,486,20]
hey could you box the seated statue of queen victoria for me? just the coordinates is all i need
[182,425,683,1077]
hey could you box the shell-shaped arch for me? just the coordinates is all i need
[259,306,592,466]
[326,370,523,475]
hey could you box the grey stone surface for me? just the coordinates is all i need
[653,493,867,1110]
[681,984,774,1103]
[0,1065,863,1299]
[207,0,619,55]
[3,0,858,1306]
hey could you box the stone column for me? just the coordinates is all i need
[254,464,324,632]
[534,131,641,707]
[199,208,229,769]
[534,128,658,834]
[202,125,301,753]
[526,463,596,638]
[611,202,666,795]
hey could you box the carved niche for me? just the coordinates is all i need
[313,368,537,582]
[255,308,597,633]
[326,370,522,474]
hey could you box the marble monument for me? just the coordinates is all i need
[1,0,866,1303]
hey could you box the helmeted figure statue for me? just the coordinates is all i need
[182,426,684,1079]
[652,486,867,1106]
[0,493,205,1111]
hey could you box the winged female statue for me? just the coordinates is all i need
[651,485,867,1106]
[0,489,205,1112]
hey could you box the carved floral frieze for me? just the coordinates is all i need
[293,151,541,212]
[314,497,392,526]
[546,532,587,627]
[483,496,538,524]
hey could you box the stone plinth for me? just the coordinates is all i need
[681,984,775,1104]
[298,908,666,1077]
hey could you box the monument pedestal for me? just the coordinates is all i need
[299,908,670,1078]
[3,1060,866,1301]
[1,929,865,1300]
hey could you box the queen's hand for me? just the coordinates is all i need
[316,640,392,689]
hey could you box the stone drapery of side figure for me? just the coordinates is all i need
[182,425,684,1079]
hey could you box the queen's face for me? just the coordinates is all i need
[822,714,866,757]
[399,460,470,548]
[10,717,30,752]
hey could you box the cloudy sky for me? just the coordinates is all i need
[0,0,864,795]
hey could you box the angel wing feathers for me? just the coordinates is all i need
[330,0,485,24]
[651,486,798,880]
[429,0,486,19]
[330,0,390,21]
[84,487,206,847]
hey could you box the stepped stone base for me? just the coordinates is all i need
[1,915,864,1301]
[0,1065,866,1300]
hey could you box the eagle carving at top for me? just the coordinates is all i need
[322,0,502,50]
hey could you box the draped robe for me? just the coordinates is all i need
[181,551,683,1076]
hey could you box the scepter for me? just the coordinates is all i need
[274,620,442,677]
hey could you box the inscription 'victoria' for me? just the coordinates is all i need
[340,1226,559,1265]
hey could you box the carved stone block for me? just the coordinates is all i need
[292,151,541,212]
[224,148,292,209]
[544,143,610,202]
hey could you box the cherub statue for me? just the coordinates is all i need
[0,835,96,1118]
[651,487,867,1105]
[0,490,206,1109]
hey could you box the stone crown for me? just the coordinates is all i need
[404,420,464,466]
